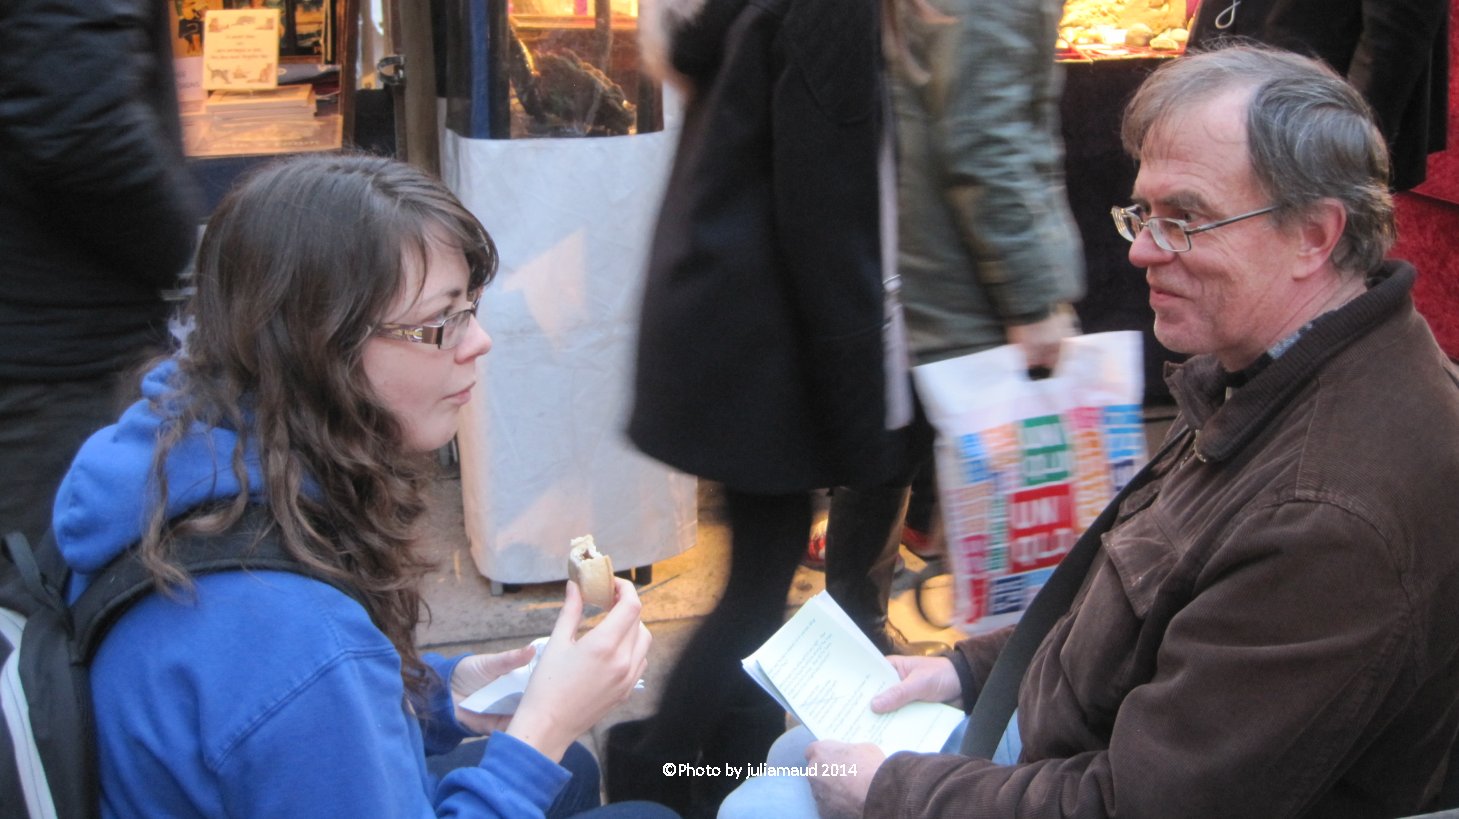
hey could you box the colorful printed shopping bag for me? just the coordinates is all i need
[912,331,1147,634]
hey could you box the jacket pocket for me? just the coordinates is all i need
[1051,508,1178,729]
[1100,510,1177,620]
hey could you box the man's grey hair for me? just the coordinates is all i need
[1121,44,1395,275]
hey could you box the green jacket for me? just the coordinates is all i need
[891,0,1085,365]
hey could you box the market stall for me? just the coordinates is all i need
[174,0,359,210]
[439,1,696,590]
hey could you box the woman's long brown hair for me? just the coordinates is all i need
[141,153,497,698]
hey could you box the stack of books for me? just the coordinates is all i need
[185,83,340,157]
[203,84,315,127]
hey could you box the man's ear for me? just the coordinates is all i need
[1292,199,1347,278]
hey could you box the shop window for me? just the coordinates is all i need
[1056,0,1192,62]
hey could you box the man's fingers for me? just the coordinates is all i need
[870,681,913,713]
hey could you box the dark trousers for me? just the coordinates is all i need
[642,489,812,756]
[823,396,936,650]
[606,490,811,817]
[904,452,939,533]
[0,374,130,543]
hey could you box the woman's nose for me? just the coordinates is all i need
[456,313,492,362]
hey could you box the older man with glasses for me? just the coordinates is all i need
[725,44,1459,819]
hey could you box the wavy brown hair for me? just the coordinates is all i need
[141,153,497,697]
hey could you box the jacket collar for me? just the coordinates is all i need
[1165,260,1416,463]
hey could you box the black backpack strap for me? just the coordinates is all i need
[960,430,1185,758]
[69,508,366,662]
[2,529,69,621]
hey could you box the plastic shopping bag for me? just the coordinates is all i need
[913,331,1147,635]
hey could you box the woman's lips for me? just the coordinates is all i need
[447,384,475,404]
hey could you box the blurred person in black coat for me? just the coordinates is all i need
[0,0,201,543]
[1190,0,1449,191]
[609,0,906,815]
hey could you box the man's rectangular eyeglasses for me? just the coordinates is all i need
[1111,204,1277,253]
[375,291,482,350]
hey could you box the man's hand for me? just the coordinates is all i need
[806,741,886,819]
[870,655,962,713]
[1007,303,1078,373]
[449,645,537,735]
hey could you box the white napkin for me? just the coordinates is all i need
[459,637,550,715]
[458,637,645,715]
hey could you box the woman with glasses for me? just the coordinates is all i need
[49,153,672,819]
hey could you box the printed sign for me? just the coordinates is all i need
[202,8,281,91]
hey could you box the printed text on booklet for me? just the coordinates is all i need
[742,592,964,754]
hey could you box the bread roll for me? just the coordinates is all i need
[567,535,615,609]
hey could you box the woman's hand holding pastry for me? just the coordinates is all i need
[507,578,651,761]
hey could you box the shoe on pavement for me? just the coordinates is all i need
[873,620,949,657]
[901,525,943,560]
[802,518,827,571]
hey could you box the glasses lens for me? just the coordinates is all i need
[1113,207,1138,242]
[439,310,469,350]
[1148,219,1191,253]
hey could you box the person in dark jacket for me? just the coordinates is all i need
[729,44,1459,819]
[608,0,906,815]
[1190,0,1449,191]
[0,0,202,543]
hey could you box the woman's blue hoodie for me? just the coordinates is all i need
[52,360,570,817]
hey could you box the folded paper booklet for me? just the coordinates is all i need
[742,592,965,755]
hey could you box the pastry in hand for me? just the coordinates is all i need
[567,535,615,609]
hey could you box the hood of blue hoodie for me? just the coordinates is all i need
[54,359,267,585]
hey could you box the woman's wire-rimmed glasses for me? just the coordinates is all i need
[1111,204,1278,253]
[375,290,482,350]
